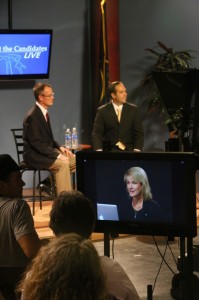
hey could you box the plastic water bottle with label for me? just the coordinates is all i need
[65,128,72,149]
[71,127,78,149]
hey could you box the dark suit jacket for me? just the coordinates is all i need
[92,102,144,151]
[23,105,61,169]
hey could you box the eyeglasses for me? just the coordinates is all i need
[41,93,54,97]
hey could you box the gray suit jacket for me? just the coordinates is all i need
[23,105,60,169]
[92,102,144,151]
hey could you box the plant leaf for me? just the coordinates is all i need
[157,41,172,53]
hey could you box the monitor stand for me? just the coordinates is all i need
[103,233,199,299]
[104,232,110,257]
[170,237,199,300]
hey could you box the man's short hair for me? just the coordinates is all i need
[107,81,123,100]
[49,191,96,238]
[33,82,52,101]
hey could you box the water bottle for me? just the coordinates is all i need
[65,128,72,148]
[71,127,78,149]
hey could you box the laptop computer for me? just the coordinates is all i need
[97,203,119,221]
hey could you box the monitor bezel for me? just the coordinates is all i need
[76,151,197,238]
[0,29,53,80]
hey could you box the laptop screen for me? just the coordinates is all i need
[97,203,119,221]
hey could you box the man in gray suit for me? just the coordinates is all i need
[23,83,76,194]
[92,81,144,151]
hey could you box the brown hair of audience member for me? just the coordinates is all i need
[49,190,96,238]
[17,233,110,300]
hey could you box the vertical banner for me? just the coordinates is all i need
[90,0,120,119]
[106,0,120,83]
[99,0,109,105]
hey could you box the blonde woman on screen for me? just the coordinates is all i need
[122,167,162,221]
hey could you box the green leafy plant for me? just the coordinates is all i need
[145,41,193,71]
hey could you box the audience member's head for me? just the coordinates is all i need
[18,233,110,300]
[0,291,5,300]
[0,154,24,198]
[49,190,96,238]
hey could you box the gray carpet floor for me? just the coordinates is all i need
[94,233,199,300]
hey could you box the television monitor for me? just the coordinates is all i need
[76,151,197,237]
[0,29,53,80]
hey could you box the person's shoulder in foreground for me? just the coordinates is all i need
[100,256,141,300]
[49,190,141,300]
[0,154,42,265]
[0,154,43,299]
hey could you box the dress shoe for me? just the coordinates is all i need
[38,183,54,196]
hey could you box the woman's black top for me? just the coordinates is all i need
[118,199,162,222]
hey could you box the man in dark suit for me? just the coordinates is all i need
[92,81,144,151]
[23,83,76,195]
